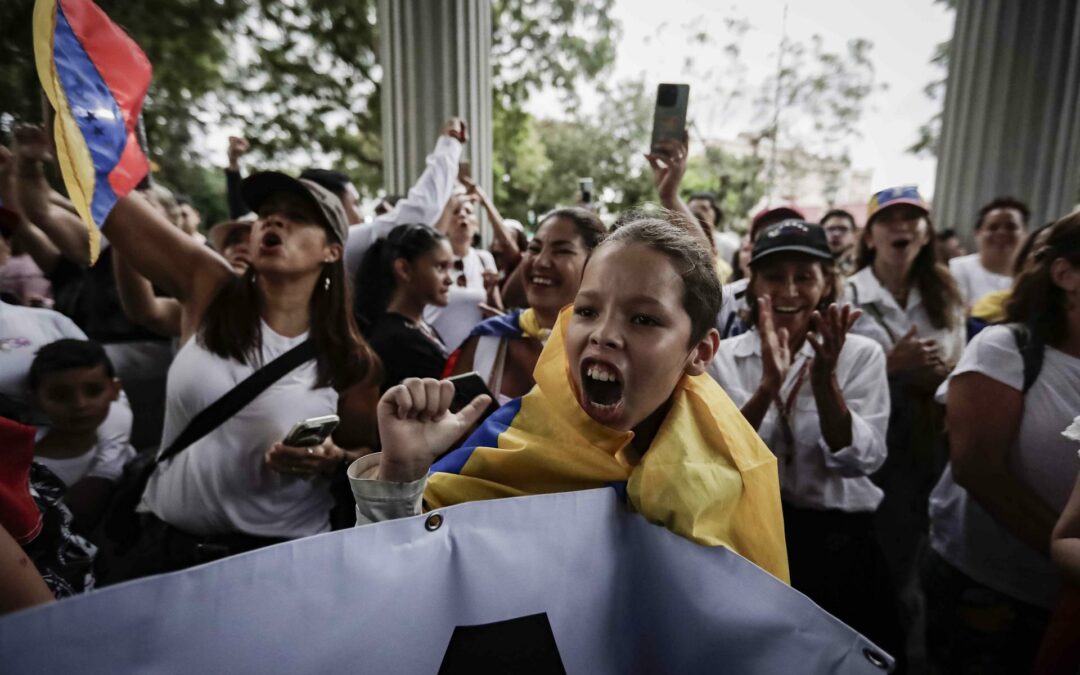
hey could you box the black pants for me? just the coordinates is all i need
[120,514,286,580]
[784,504,907,670]
[921,549,1049,675]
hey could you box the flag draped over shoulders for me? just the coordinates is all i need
[33,0,152,264]
[427,307,790,582]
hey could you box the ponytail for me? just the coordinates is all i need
[354,224,447,331]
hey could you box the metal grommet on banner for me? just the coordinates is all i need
[425,513,443,532]
[862,648,889,670]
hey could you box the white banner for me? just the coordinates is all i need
[1,489,893,673]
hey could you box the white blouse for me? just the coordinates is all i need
[844,266,966,369]
[709,330,890,513]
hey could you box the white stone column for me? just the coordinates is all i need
[377,0,493,234]
[933,0,1080,238]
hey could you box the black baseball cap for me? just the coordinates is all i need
[240,172,349,244]
[750,220,833,266]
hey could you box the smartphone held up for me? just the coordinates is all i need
[650,83,690,156]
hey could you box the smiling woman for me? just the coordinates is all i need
[710,220,903,660]
[446,208,607,404]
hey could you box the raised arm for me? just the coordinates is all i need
[12,126,91,268]
[225,136,250,219]
[112,250,182,337]
[645,136,711,250]
[0,146,61,273]
[103,190,233,323]
[464,178,519,263]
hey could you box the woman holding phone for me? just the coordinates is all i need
[91,168,380,574]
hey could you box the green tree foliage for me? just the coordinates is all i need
[0,0,619,229]
[529,80,654,218]
[0,0,245,224]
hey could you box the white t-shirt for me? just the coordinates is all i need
[949,253,1011,308]
[929,324,1080,609]
[141,323,339,539]
[34,426,135,487]
[710,330,890,512]
[424,248,497,351]
[0,301,134,473]
[344,136,462,281]
[845,267,966,369]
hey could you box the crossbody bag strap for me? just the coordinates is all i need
[156,339,317,465]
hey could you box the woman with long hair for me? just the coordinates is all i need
[446,208,607,403]
[845,185,965,635]
[924,212,1080,674]
[99,172,379,573]
[356,224,453,391]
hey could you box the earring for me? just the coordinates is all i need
[324,275,331,291]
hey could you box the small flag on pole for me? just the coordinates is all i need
[33,0,152,264]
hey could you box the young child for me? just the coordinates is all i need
[29,339,134,531]
[349,217,789,581]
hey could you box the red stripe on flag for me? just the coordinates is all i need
[58,0,151,125]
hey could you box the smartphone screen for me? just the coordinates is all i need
[579,177,594,205]
[446,372,499,417]
[650,83,690,155]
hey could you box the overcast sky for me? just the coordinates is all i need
[529,0,955,199]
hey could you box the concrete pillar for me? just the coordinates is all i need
[377,0,493,234]
[933,0,1080,240]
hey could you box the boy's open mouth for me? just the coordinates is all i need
[580,358,625,422]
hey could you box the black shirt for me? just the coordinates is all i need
[366,312,449,392]
[48,247,167,344]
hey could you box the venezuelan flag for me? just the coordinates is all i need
[33,0,152,264]
[427,307,790,582]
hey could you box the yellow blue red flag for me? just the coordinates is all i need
[33,0,152,264]
[427,306,790,582]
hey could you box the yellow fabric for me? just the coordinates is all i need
[970,289,1010,323]
[33,0,101,264]
[715,255,734,284]
[516,307,551,342]
[426,306,790,582]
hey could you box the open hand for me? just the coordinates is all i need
[264,438,345,478]
[377,378,491,482]
[807,303,862,383]
[758,295,792,397]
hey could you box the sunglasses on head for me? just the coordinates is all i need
[453,258,468,287]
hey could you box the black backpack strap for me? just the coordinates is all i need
[1005,323,1044,393]
[156,339,317,465]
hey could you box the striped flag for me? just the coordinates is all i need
[32,0,152,264]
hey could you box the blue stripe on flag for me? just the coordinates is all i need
[606,481,628,502]
[430,397,523,476]
[53,3,125,226]
[468,309,524,339]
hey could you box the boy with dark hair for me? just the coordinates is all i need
[30,339,132,531]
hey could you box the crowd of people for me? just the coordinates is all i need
[0,108,1078,675]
